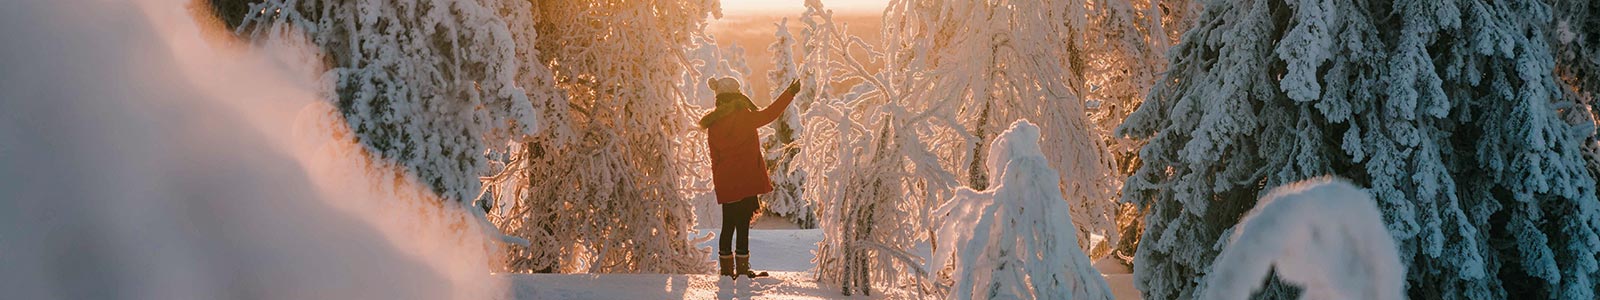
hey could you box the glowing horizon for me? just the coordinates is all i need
[718,0,889,14]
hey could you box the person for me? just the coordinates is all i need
[700,77,801,279]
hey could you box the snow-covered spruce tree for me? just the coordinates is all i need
[486,0,719,274]
[797,0,967,295]
[236,0,543,205]
[1202,178,1404,300]
[1119,0,1600,298]
[933,120,1113,300]
[760,18,816,228]
[883,0,1119,257]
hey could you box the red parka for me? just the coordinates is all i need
[706,89,798,204]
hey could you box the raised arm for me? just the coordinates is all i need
[748,80,801,126]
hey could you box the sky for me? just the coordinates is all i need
[718,0,890,14]
[704,1,885,105]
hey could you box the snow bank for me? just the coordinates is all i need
[1200,178,1404,300]
[0,1,503,299]
[932,120,1112,300]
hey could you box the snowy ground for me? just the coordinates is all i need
[505,227,1142,299]
[509,272,925,299]
[506,227,926,299]
[1095,258,1141,300]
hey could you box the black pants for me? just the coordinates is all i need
[718,196,759,255]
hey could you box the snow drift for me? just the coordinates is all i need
[933,120,1112,300]
[1200,178,1404,300]
[0,1,504,299]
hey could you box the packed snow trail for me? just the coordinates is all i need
[506,228,1141,299]
[509,229,924,299]
[511,272,917,300]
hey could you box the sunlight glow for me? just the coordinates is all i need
[718,0,889,14]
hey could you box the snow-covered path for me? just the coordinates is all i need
[509,272,925,299]
[506,229,930,299]
[691,228,822,272]
[504,228,1141,299]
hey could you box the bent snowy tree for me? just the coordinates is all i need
[485,0,719,274]
[885,0,1122,256]
[1120,0,1600,298]
[800,0,1174,293]
[796,0,966,295]
[933,120,1113,300]
[1201,178,1404,300]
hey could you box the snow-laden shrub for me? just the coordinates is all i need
[932,120,1113,300]
[1201,178,1404,300]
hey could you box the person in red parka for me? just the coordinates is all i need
[700,77,800,279]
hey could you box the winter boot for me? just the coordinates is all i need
[735,254,768,278]
[718,254,736,278]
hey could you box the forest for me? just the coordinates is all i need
[1,0,1597,299]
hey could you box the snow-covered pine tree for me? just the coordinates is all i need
[236,0,544,205]
[486,0,719,274]
[933,120,1113,300]
[1119,0,1600,298]
[884,0,1119,258]
[1201,178,1404,300]
[761,18,816,228]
